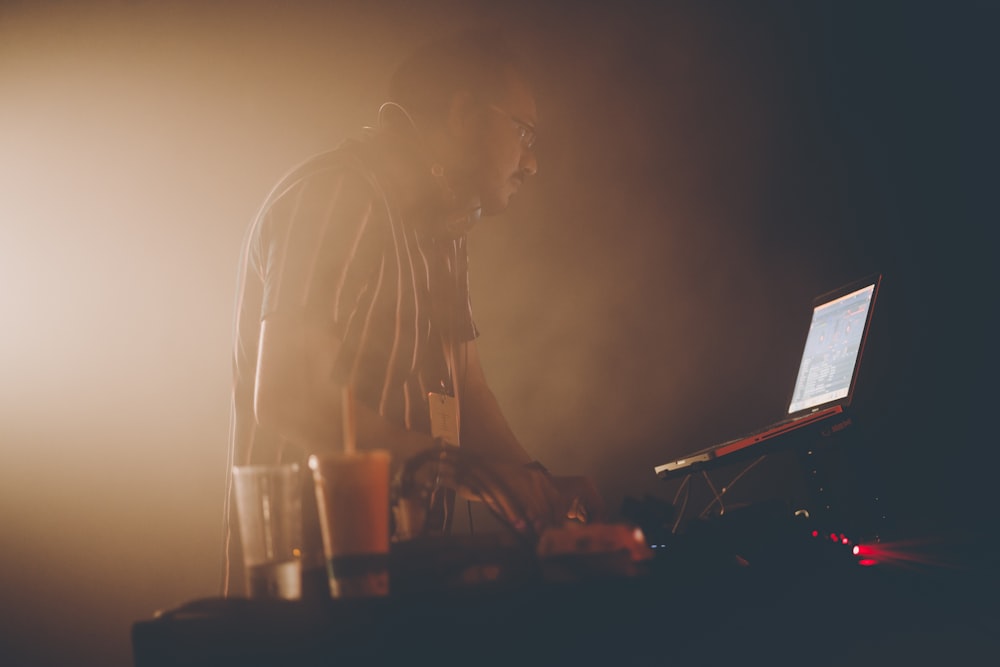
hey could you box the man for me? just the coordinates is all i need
[223,30,604,596]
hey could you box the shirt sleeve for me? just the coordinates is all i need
[257,165,387,340]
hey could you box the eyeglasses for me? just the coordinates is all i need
[486,103,537,150]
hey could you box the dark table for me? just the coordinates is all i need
[133,530,1000,667]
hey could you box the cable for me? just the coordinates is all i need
[397,446,539,548]
[700,470,725,516]
[672,474,691,505]
[671,477,692,535]
[456,455,538,542]
[697,455,768,519]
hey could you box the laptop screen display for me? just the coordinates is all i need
[787,283,876,414]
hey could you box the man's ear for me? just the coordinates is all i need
[445,91,479,140]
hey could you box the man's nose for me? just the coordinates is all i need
[520,147,538,177]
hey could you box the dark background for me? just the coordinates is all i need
[1,1,994,665]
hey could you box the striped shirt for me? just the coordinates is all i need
[224,134,476,593]
[231,135,477,461]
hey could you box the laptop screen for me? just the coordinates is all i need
[787,282,877,414]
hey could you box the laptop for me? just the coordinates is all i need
[654,273,882,480]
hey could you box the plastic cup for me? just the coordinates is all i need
[231,463,303,599]
[309,450,391,598]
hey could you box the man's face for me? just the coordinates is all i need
[468,68,538,216]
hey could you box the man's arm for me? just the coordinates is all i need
[457,338,533,465]
[457,338,608,524]
[254,314,436,464]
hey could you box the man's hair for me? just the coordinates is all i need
[388,29,530,133]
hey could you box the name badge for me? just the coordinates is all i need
[428,392,460,447]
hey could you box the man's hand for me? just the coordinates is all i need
[451,462,607,534]
[549,474,608,524]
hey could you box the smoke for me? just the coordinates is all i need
[469,3,817,495]
[0,1,899,665]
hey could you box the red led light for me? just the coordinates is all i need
[852,546,860,555]
[829,533,838,542]
[842,537,849,545]
[812,530,819,538]
[858,559,878,567]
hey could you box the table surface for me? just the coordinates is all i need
[133,534,1000,667]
